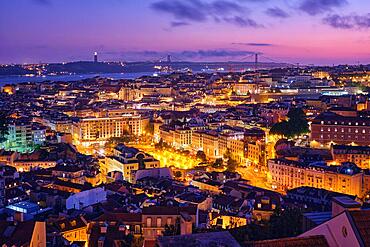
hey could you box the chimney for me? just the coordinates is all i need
[331,196,361,217]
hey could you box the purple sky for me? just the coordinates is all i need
[0,0,369,65]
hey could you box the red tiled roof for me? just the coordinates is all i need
[244,235,329,247]
[0,221,36,246]
[349,210,370,246]
[93,212,142,223]
[142,206,197,216]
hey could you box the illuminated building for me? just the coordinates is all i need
[13,160,56,172]
[118,86,141,101]
[66,187,106,210]
[233,82,261,95]
[32,125,46,146]
[311,112,370,146]
[192,128,245,162]
[42,117,74,134]
[142,206,196,242]
[209,214,247,229]
[331,145,370,169]
[337,72,370,85]
[0,150,17,166]
[140,85,172,97]
[75,113,149,147]
[247,141,266,166]
[191,179,222,194]
[159,126,192,149]
[4,120,33,153]
[268,159,364,196]
[54,216,88,243]
[104,144,160,182]
[1,85,15,95]
[312,71,331,79]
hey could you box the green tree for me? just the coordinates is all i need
[0,111,9,143]
[224,148,238,172]
[144,121,154,135]
[268,207,303,239]
[212,158,223,168]
[162,217,181,236]
[196,150,207,162]
[270,107,309,138]
[131,236,144,247]
[174,171,182,178]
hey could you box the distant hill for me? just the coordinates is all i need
[0,61,289,76]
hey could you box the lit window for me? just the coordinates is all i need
[156,217,162,227]
[146,218,152,227]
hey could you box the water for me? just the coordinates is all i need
[0,72,154,86]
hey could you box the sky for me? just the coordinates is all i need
[0,0,369,65]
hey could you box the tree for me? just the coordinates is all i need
[196,150,207,162]
[224,148,238,172]
[212,158,224,168]
[131,236,144,247]
[270,107,309,138]
[226,158,238,172]
[144,121,154,135]
[230,207,303,244]
[0,111,9,143]
[268,207,303,239]
[162,217,181,236]
[174,171,182,178]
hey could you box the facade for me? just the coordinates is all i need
[55,216,88,243]
[66,187,107,210]
[159,126,192,149]
[75,113,149,147]
[233,82,261,95]
[247,141,266,166]
[191,179,222,194]
[141,206,197,242]
[331,145,370,169]
[311,112,370,146]
[118,86,141,101]
[104,144,160,182]
[12,160,57,172]
[268,159,364,196]
[4,120,33,153]
[32,125,46,146]
[192,128,245,162]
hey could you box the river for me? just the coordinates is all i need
[0,72,155,86]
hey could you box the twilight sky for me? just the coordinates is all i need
[0,0,369,65]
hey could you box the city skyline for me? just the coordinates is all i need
[1,0,370,65]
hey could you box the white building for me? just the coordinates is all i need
[66,187,107,210]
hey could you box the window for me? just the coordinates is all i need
[146,217,152,227]
[135,225,141,234]
[156,217,162,227]
[166,217,172,225]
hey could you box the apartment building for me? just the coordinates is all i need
[311,112,370,146]
[75,113,149,147]
[331,145,370,169]
[104,144,160,182]
[268,158,364,196]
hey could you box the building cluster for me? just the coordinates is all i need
[0,65,370,246]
